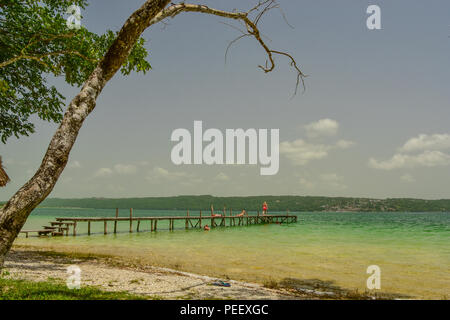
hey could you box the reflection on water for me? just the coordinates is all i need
[16,208,450,299]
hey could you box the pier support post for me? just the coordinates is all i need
[114,208,118,234]
[104,220,107,235]
[73,221,77,236]
[88,221,91,235]
[129,208,133,233]
[137,220,140,232]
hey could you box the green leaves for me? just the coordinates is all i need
[0,0,152,143]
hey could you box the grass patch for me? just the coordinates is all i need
[0,278,147,300]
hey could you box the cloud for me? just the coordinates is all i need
[93,163,138,178]
[399,134,450,153]
[280,139,354,166]
[280,140,330,165]
[368,150,450,170]
[114,164,137,175]
[94,167,113,177]
[305,119,339,138]
[68,160,82,169]
[336,139,355,149]
[147,167,190,181]
[369,133,450,171]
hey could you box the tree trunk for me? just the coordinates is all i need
[0,0,170,268]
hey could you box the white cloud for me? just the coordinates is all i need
[368,150,450,170]
[114,164,137,175]
[305,119,339,138]
[280,139,330,165]
[147,167,189,180]
[94,167,113,177]
[280,139,354,166]
[68,160,82,169]
[93,163,138,178]
[399,134,450,153]
[400,174,415,183]
[336,139,355,149]
[214,172,230,181]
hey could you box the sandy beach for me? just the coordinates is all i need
[3,247,307,300]
[3,246,408,300]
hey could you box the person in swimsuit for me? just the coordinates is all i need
[210,204,221,217]
[236,209,246,217]
[262,201,268,215]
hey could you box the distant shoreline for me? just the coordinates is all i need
[2,195,448,213]
[2,195,450,212]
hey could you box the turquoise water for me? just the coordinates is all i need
[16,208,450,299]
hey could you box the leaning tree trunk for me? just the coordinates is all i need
[0,0,170,268]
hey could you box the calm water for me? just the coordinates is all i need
[15,208,450,299]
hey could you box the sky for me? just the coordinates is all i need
[1,0,450,200]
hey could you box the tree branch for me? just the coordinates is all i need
[148,1,306,94]
[1,32,97,69]
[0,50,98,69]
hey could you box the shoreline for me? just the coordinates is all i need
[3,247,304,300]
[3,246,405,300]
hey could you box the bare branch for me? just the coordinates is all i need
[270,50,307,95]
[147,2,306,94]
[224,33,251,65]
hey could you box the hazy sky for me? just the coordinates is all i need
[1,0,450,200]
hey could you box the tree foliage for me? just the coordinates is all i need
[0,0,151,143]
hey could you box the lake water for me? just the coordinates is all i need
[15,208,450,299]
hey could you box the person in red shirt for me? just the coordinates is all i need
[262,201,268,215]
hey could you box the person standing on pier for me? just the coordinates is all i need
[262,202,268,215]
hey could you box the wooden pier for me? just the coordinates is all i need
[21,209,297,237]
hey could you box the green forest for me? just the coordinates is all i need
[3,195,447,212]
